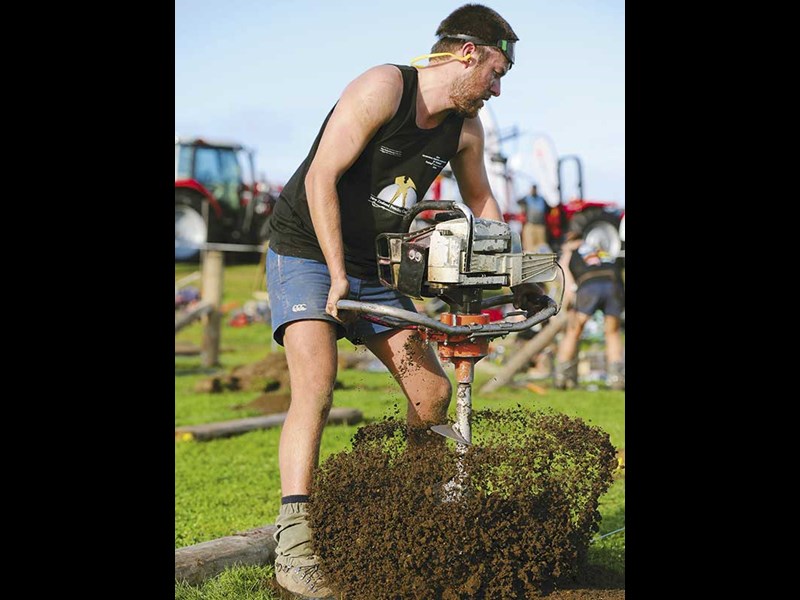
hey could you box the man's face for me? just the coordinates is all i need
[449,48,509,119]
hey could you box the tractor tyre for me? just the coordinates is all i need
[568,208,623,258]
[175,190,211,262]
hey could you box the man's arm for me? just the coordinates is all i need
[558,239,581,309]
[304,65,403,319]
[449,117,503,221]
[450,117,549,313]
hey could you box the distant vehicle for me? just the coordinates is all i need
[417,116,624,258]
[529,136,624,257]
[175,135,277,261]
[543,154,624,257]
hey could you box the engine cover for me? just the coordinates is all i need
[376,216,558,299]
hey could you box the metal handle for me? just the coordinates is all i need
[401,201,475,271]
[479,293,515,310]
[400,200,471,231]
[336,296,557,338]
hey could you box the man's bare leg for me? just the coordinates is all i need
[280,319,339,496]
[604,315,625,390]
[273,319,338,597]
[555,310,590,389]
[604,315,623,364]
[366,329,452,429]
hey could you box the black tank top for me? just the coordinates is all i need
[569,242,622,286]
[269,64,465,278]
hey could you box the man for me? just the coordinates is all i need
[554,230,625,391]
[517,183,549,252]
[266,4,545,597]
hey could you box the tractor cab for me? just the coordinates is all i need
[175,136,275,261]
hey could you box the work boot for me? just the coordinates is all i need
[607,361,625,390]
[554,359,578,390]
[273,502,334,598]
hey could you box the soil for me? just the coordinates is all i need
[303,408,622,599]
[264,579,624,600]
[241,393,292,415]
[194,353,343,415]
[201,355,625,597]
[195,353,293,394]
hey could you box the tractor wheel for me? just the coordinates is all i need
[175,190,208,262]
[568,208,623,258]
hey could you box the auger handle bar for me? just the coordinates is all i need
[336,295,557,339]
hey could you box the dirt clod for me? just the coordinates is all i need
[308,407,619,599]
[195,354,291,393]
[396,332,428,380]
[195,353,343,396]
[241,393,292,415]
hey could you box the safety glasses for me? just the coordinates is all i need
[441,33,515,68]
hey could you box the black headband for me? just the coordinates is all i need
[439,33,515,67]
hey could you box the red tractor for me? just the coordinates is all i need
[418,122,624,259]
[544,154,624,258]
[175,135,277,261]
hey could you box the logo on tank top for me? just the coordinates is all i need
[379,145,402,157]
[370,175,418,215]
[423,154,447,171]
[578,243,612,266]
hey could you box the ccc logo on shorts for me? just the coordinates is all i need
[292,304,307,312]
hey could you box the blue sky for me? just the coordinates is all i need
[175,0,624,207]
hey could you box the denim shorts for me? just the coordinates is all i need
[575,278,624,318]
[266,248,418,346]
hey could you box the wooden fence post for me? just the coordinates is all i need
[175,525,278,586]
[201,250,224,368]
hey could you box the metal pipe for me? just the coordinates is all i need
[478,293,514,309]
[454,359,475,447]
[336,297,557,337]
[455,383,472,447]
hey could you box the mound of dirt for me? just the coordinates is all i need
[240,393,292,415]
[195,354,291,393]
[264,576,625,599]
[194,354,345,396]
[308,408,619,599]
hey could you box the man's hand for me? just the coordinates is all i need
[325,277,352,322]
[511,282,550,316]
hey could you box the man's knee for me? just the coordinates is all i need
[289,380,335,411]
[411,374,451,420]
[435,375,453,406]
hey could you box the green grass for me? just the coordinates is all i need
[175,565,278,600]
[176,369,625,547]
[175,260,624,597]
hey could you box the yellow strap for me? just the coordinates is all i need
[410,52,471,68]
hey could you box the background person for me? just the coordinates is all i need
[517,183,549,252]
[554,230,624,390]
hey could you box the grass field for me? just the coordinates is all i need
[175,257,625,598]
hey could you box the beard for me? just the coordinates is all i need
[449,70,487,119]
